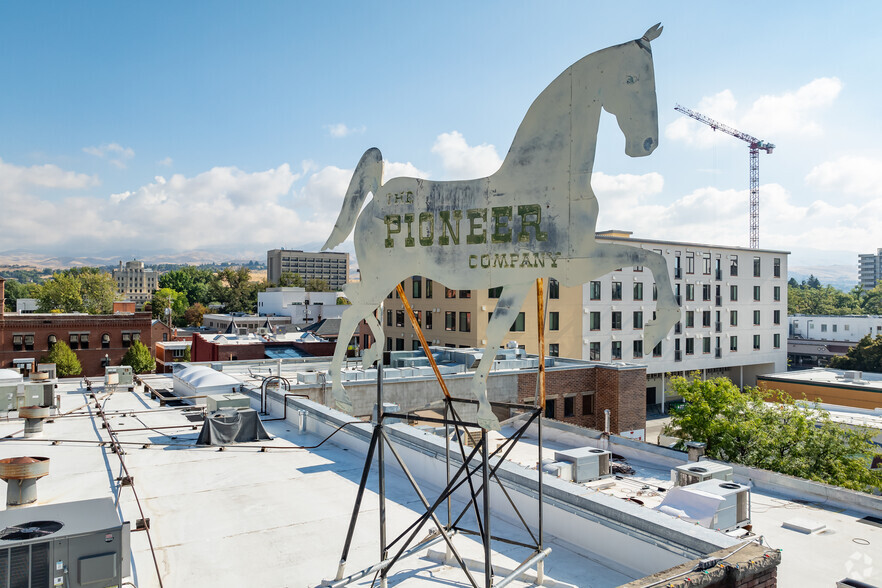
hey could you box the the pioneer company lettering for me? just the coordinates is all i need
[383,204,548,248]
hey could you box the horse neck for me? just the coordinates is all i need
[497,53,605,183]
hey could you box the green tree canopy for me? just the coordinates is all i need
[305,278,330,292]
[277,272,304,287]
[121,341,156,374]
[3,279,40,312]
[36,268,116,314]
[663,373,881,493]
[158,266,213,305]
[184,302,208,326]
[41,341,82,377]
[151,287,189,325]
[789,279,882,316]
[829,335,882,372]
[208,267,267,313]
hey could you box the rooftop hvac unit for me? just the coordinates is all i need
[0,497,130,588]
[657,480,751,531]
[206,393,251,412]
[104,366,133,386]
[672,461,734,487]
[843,370,863,381]
[554,447,611,482]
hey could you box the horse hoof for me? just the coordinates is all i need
[477,406,501,432]
[335,398,354,415]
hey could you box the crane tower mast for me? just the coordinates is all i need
[674,104,775,249]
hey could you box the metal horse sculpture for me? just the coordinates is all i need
[323,24,676,431]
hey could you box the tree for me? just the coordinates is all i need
[305,278,330,292]
[41,341,82,377]
[121,341,156,374]
[208,267,267,313]
[336,296,351,305]
[36,268,116,314]
[829,335,882,372]
[278,272,304,287]
[182,345,191,362]
[151,288,189,325]
[3,279,39,312]
[158,266,213,305]
[663,374,882,492]
[184,302,208,326]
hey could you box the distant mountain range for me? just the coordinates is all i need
[789,264,857,291]
[0,249,260,270]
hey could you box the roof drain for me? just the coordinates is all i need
[0,456,50,507]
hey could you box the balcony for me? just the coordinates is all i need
[715,321,722,333]
[715,348,722,358]
[675,350,682,362]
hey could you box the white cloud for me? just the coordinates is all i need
[326,123,366,138]
[431,131,502,179]
[805,155,882,198]
[0,158,98,192]
[666,78,841,147]
[157,157,173,167]
[83,142,136,168]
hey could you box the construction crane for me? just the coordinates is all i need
[674,104,775,249]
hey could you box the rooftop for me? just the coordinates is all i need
[760,367,882,393]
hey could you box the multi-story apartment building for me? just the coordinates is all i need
[112,260,158,307]
[266,249,349,290]
[858,248,882,289]
[373,232,788,409]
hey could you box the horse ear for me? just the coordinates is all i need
[642,23,663,42]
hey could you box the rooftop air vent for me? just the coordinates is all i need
[0,456,50,507]
[0,520,64,541]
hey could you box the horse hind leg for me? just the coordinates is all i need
[361,311,385,368]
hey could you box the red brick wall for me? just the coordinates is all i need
[0,313,153,377]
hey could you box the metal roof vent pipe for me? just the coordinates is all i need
[686,441,707,462]
[19,406,50,438]
[0,457,50,507]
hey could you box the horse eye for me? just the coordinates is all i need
[625,75,637,85]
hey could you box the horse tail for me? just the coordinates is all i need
[322,147,383,251]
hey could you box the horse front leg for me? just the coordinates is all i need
[329,302,380,415]
[471,281,533,431]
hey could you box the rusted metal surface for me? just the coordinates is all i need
[536,279,546,410]
[0,455,50,479]
[396,283,451,399]
[19,405,50,419]
[324,24,675,430]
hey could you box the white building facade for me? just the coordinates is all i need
[266,249,349,290]
[257,287,344,324]
[858,248,882,289]
[584,233,788,405]
[112,260,158,307]
[790,314,882,342]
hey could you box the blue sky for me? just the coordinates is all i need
[1,1,880,270]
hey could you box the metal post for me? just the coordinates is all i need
[536,279,546,410]
[334,429,380,581]
[377,361,387,588]
[482,429,492,588]
[537,409,544,584]
[445,398,453,564]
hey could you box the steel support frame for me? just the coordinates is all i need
[326,397,547,587]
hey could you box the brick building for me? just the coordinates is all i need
[0,278,153,376]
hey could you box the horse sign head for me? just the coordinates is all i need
[323,24,676,431]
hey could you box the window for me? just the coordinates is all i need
[549,343,559,357]
[686,252,695,274]
[511,312,526,332]
[730,336,738,351]
[730,310,738,326]
[426,279,433,298]
[703,284,711,301]
[773,286,781,302]
[582,393,595,415]
[12,334,23,351]
[753,256,761,277]
[611,282,622,300]
[611,311,622,330]
[753,285,761,301]
[652,341,662,357]
[611,341,622,360]
[549,312,560,331]
[773,258,781,278]
[396,338,405,351]
[590,312,601,331]
[549,279,560,299]
[703,337,711,354]
[459,312,471,332]
[488,286,503,298]
[730,256,738,276]
[589,342,600,361]
[633,282,644,301]
[445,288,456,299]
[821,324,827,333]
[730,285,738,301]
[544,398,556,419]
[564,396,575,417]
[70,333,80,350]
[459,290,471,299]
[395,310,405,327]
[686,338,694,355]
[47,334,57,349]
[590,281,601,300]
[102,333,110,349]
[414,310,422,327]
[426,311,433,330]
[412,278,422,299]
[753,334,761,350]
[702,310,711,328]
[703,253,711,275]
[412,340,421,351]
[753,310,761,326]
[386,310,393,327]
[633,340,643,358]
[774,333,781,348]
[773,310,780,325]
[633,311,643,329]
[686,284,694,301]
[445,311,456,331]
[685,311,694,328]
